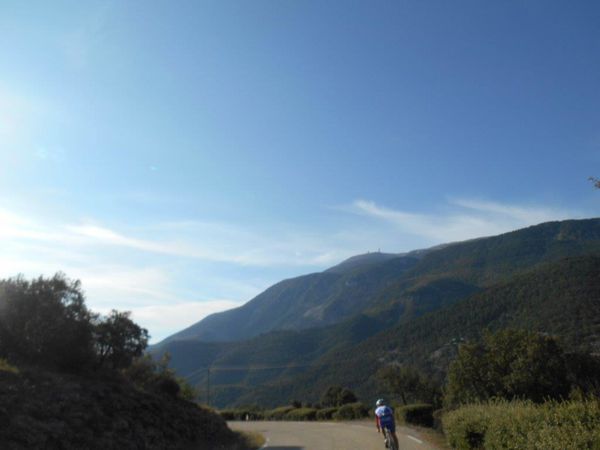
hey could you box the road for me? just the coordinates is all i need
[229,420,443,450]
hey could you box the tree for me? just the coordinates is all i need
[320,385,358,407]
[589,177,600,189]
[94,310,149,370]
[377,365,440,406]
[0,274,96,371]
[123,353,199,401]
[445,329,570,407]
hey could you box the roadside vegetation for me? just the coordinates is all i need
[220,385,369,421]
[0,274,259,449]
[372,328,600,449]
[219,328,600,450]
[437,329,600,449]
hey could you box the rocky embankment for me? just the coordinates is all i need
[0,369,243,450]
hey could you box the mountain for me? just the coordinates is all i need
[158,251,424,343]
[155,218,600,407]
[270,254,600,406]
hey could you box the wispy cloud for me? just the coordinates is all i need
[0,197,584,342]
[350,198,581,243]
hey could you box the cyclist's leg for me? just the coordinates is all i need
[386,423,399,449]
[391,431,399,449]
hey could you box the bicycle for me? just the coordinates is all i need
[383,426,398,450]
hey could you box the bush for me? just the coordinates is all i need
[265,406,295,420]
[445,329,569,407]
[0,274,150,375]
[320,385,358,407]
[123,354,198,401]
[316,407,338,420]
[285,407,317,421]
[443,399,600,449]
[219,408,265,421]
[0,274,96,372]
[332,402,368,420]
[395,403,434,427]
[0,358,18,374]
[94,310,148,370]
[154,376,180,397]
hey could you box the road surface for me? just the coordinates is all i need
[229,420,443,450]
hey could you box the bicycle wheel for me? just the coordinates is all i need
[385,428,398,450]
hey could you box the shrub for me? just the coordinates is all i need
[285,407,317,421]
[0,274,96,372]
[442,404,491,449]
[220,409,236,420]
[320,385,358,407]
[219,408,265,421]
[0,274,150,375]
[443,399,600,449]
[316,407,338,420]
[0,358,18,374]
[432,408,445,431]
[154,376,181,397]
[395,403,434,427]
[332,402,368,420]
[94,310,149,370]
[123,353,198,401]
[265,406,295,420]
[445,329,569,407]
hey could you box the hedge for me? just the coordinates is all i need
[443,399,600,450]
[219,409,265,421]
[284,407,318,421]
[333,402,369,420]
[395,404,434,428]
[265,406,296,420]
[316,407,339,420]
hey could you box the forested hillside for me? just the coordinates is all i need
[155,218,600,407]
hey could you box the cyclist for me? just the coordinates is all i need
[375,398,399,449]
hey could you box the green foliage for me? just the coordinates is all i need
[377,365,441,406]
[123,353,199,401]
[395,403,434,427]
[0,274,155,376]
[220,408,265,421]
[445,329,570,407]
[443,399,600,450]
[0,274,96,372]
[264,405,295,420]
[0,358,18,374]
[332,402,368,420]
[320,385,358,407]
[316,407,338,420]
[284,407,317,421]
[94,310,148,370]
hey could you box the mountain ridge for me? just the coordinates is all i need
[154,217,600,407]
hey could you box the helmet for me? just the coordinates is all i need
[376,398,385,407]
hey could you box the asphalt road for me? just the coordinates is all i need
[229,420,442,450]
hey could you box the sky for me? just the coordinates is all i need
[1,1,599,342]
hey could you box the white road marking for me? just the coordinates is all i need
[407,435,423,444]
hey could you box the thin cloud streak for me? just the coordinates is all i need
[351,198,582,243]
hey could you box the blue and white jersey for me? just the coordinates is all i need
[375,405,394,425]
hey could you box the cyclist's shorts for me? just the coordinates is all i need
[381,420,395,433]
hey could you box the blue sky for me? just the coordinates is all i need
[1,1,599,341]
